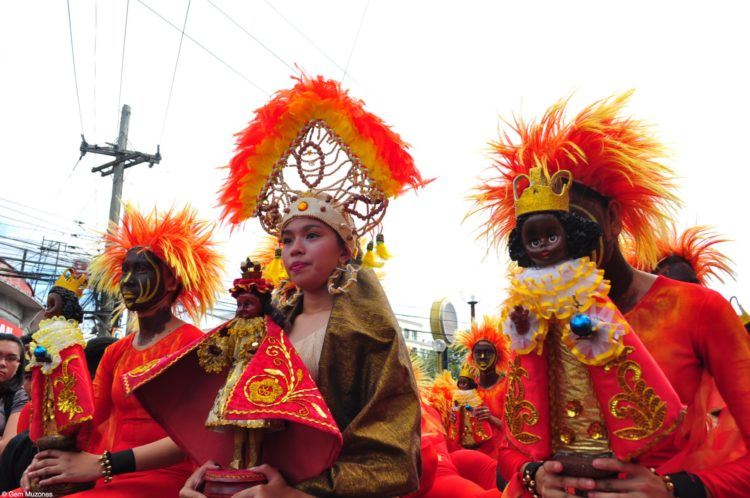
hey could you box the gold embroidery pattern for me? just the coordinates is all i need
[198,333,232,373]
[53,355,84,420]
[607,347,667,441]
[504,356,541,445]
[233,334,329,423]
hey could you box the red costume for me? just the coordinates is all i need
[472,93,750,498]
[71,324,202,497]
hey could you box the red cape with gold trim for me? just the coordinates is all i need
[125,317,342,484]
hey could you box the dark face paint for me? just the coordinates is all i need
[473,340,497,373]
[120,248,169,313]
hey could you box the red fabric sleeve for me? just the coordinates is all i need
[690,289,750,498]
[496,437,531,482]
[85,338,120,453]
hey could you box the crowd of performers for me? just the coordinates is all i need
[0,76,748,498]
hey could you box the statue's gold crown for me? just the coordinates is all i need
[459,362,475,379]
[53,268,88,297]
[513,164,572,217]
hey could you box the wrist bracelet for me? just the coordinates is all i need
[110,449,136,475]
[668,472,708,498]
[99,451,113,484]
[522,461,543,498]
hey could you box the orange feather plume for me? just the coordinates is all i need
[88,205,224,322]
[219,74,427,225]
[455,315,509,375]
[653,225,735,285]
[470,91,680,268]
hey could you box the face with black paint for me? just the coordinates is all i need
[120,248,178,314]
[473,340,497,373]
[457,376,475,390]
[236,292,263,319]
[520,213,568,267]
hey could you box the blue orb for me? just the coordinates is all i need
[34,345,48,360]
[570,313,594,337]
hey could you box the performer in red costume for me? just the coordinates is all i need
[472,92,750,498]
[24,205,224,497]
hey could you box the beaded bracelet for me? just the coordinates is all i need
[522,462,543,498]
[99,451,113,484]
[650,468,675,496]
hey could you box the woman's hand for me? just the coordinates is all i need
[26,450,101,486]
[473,406,492,420]
[587,458,677,498]
[533,461,595,498]
[231,465,311,498]
[179,460,219,498]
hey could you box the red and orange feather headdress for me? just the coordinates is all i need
[470,91,680,268]
[652,225,734,285]
[456,315,509,375]
[89,205,224,322]
[218,75,427,232]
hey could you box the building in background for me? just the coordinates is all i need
[0,258,43,336]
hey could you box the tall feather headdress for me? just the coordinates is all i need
[470,91,680,268]
[652,225,735,285]
[455,315,509,376]
[89,205,224,322]
[218,75,427,243]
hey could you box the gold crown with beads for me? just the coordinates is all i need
[53,268,88,297]
[513,163,572,217]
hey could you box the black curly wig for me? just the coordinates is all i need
[508,211,602,268]
[50,286,84,323]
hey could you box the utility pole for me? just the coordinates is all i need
[80,105,162,335]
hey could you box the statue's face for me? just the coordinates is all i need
[521,213,567,267]
[457,376,473,390]
[236,292,263,319]
[44,292,63,319]
[120,248,174,313]
[473,340,497,373]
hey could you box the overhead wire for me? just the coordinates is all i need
[341,0,370,84]
[204,0,297,74]
[136,0,269,96]
[159,0,192,143]
[117,0,131,118]
[93,0,98,141]
[66,0,86,135]
[261,0,365,90]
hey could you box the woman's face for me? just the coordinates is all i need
[281,217,349,292]
[520,213,568,267]
[0,340,22,383]
[120,248,178,314]
[472,340,497,373]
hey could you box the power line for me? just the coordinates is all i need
[136,0,268,95]
[160,0,192,143]
[66,0,85,135]
[261,0,365,90]
[342,0,370,84]
[117,0,130,118]
[205,0,296,74]
[0,197,93,227]
[93,0,98,140]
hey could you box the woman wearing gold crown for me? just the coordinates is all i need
[472,160,687,497]
[181,75,424,498]
[23,205,224,497]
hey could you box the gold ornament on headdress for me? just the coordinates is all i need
[219,76,426,253]
[513,164,572,217]
[53,268,88,297]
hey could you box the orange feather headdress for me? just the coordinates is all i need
[218,75,427,242]
[89,205,224,322]
[455,315,509,375]
[652,225,735,285]
[470,91,680,269]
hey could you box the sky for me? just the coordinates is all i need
[1,1,749,339]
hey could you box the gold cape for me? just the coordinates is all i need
[287,268,422,497]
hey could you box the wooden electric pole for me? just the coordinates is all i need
[80,105,161,335]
